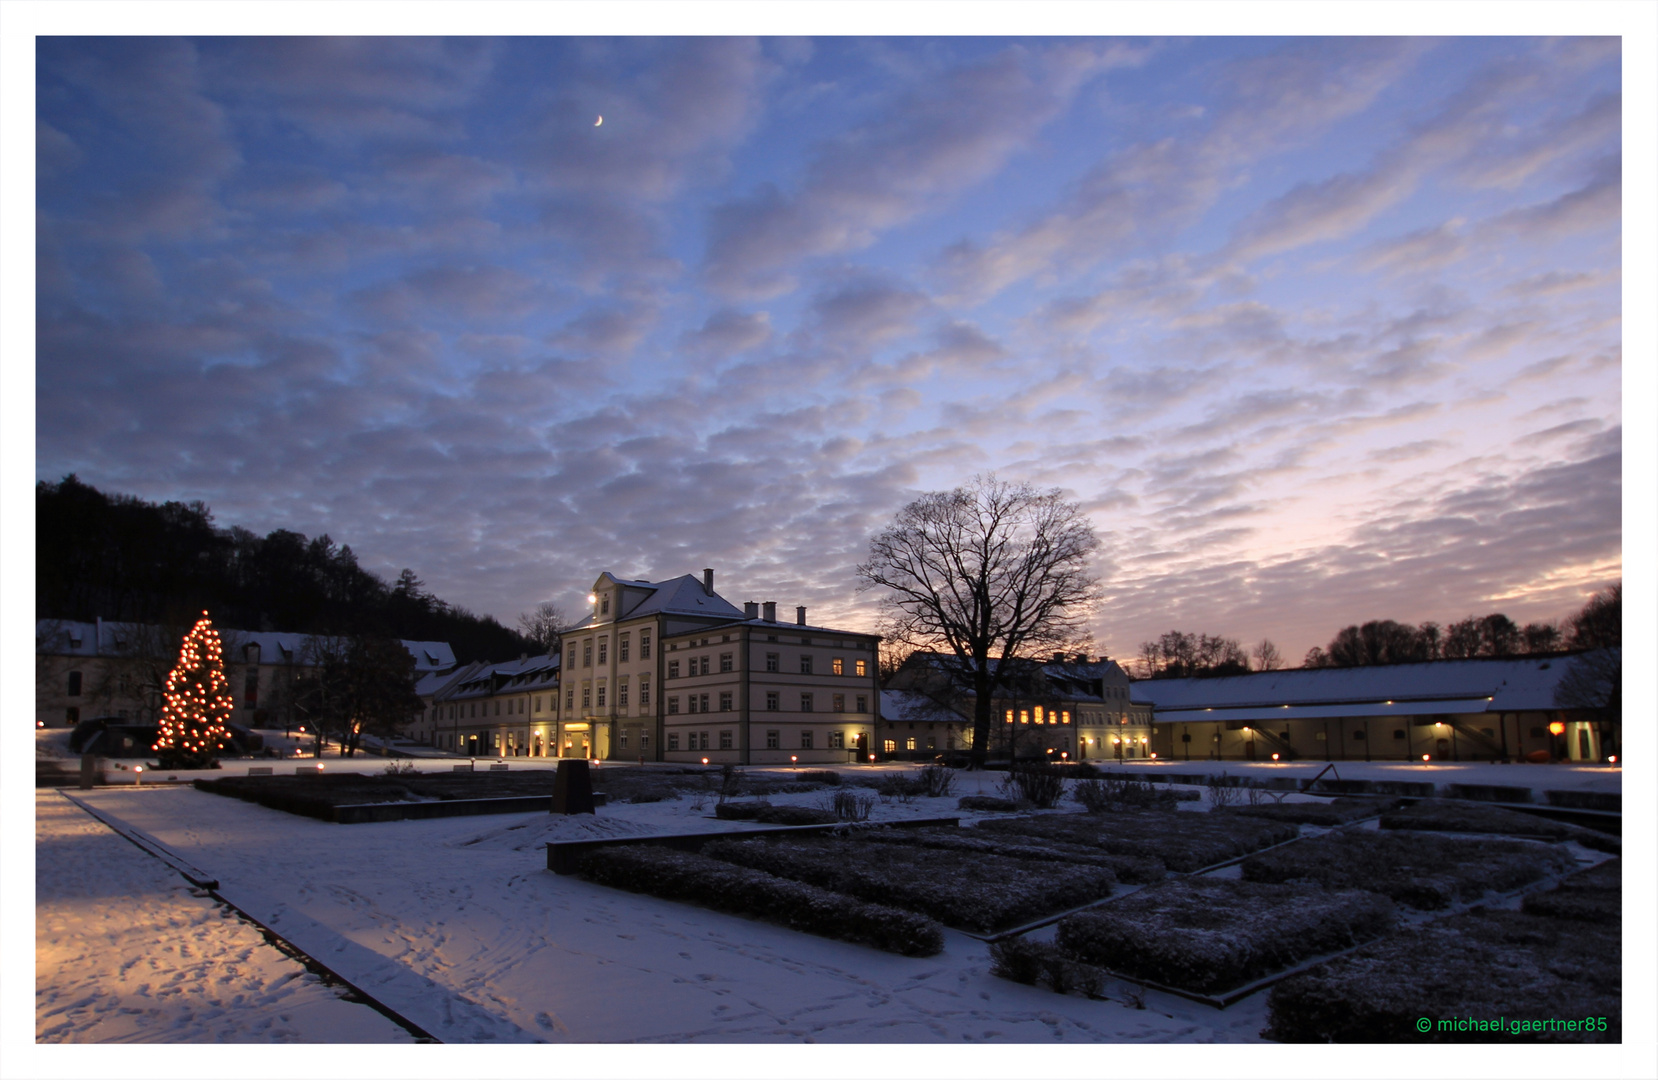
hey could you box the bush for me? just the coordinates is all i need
[1241,829,1573,910]
[1073,777,1183,813]
[958,795,1021,812]
[753,805,840,826]
[1001,763,1066,808]
[575,845,944,956]
[1221,797,1400,826]
[1379,798,1581,840]
[1056,878,1396,995]
[989,938,1103,998]
[830,788,877,822]
[382,760,417,776]
[1521,858,1620,923]
[1264,906,1620,1042]
[919,763,957,798]
[796,769,841,786]
[701,835,1117,933]
[714,799,771,820]
[978,810,1298,873]
[718,763,744,802]
[1205,772,1240,808]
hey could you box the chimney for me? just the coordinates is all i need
[1053,652,1066,664]
[1075,653,1088,664]
[796,606,807,626]
[702,568,714,596]
[744,601,759,619]
[762,601,776,622]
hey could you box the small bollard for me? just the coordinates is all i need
[551,758,596,815]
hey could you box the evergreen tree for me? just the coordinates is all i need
[152,612,234,769]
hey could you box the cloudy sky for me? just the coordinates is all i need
[33,33,1626,662]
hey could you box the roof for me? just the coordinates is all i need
[880,689,965,724]
[1131,655,1594,720]
[36,619,457,673]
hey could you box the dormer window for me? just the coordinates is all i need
[601,595,610,616]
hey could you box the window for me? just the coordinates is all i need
[905,737,916,750]
[926,735,936,749]
[766,691,780,711]
[565,688,574,710]
[640,632,651,659]
[1061,710,1070,724]
[832,693,845,712]
[700,656,711,675]
[1394,729,1406,740]
[583,640,592,667]
[720,691,733,712]
[687,694,698,714]
[1006,709,1014,723]
[832,657,844,675]
[639,678,650,706]
[800,655,813,674]
[244,670,259,708]
[66,706,79,725]
[856,695,868,713]
[618,731,628,749]
[600,596,610,615]
[883,739,896,753]
[1034,706,1045,724]
[668,660,681,679]
[535,696,542,712]
[801,692,814,712]
[618,680,629,707]
[597,684,607,708]
[668,696,680,715]
[581,686,591,708]
[598,637,608,664]
[800,730,814,749]
[766,730,779,749]
[1020,710,1029,724]
[699,693,710,713]
[640,734,649,749]
[766,652,780,672]
[719,730,732,750]
[67,671,82,696]
[829,731,844,749]
[720,652,733,673]
[855,659,867,677]
[669,733,680,750]
[619,634,630,663]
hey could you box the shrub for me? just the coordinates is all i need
[988,938,1104,999]
[575,845,944,956]
[1264,907,1620,1042]
[1520,858,1620,923]
[1073,777,1182,813]
[796,769,841,786]
[753,805,840,826]
[855,825,1166,884]
[1379,798,1578,840]
[958,794,1021,812]
[382,760,417,776]
[874,773,927,801]
[830,788,877,822]
[919,763,957,798]
[1221,797,1400,826]
[1205,772,1240,808]
[718,763,743,802]
[1056,878,1396,995]
[714,799,771,820]
[1241,829,1572,910]
[1001,763,1066,808]
[701,835,1117,933]
[977,810,1298,873]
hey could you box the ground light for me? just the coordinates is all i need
[1421,754,1431,763]
[1608,755,1618,764]
[134,765,143,787]
[1548,721,1566,736]
[1271,753,1280,762]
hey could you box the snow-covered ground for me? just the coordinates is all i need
[1086,756,1623,795]
[35,791,413,1043]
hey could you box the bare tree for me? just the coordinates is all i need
[517,601,572,655]
[1252,638,1283,671]
[857,475,1102,769]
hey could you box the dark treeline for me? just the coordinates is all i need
[37,475,535,664]
[1138,584,1620,678]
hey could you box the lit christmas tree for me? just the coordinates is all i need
[152,611,234,770]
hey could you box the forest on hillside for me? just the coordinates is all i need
[36,476,536,664]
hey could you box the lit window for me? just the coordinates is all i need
[1006,710,1014,723]
[1020,710,1029,724]
[883,739,897,753]
[1035,706,1045,724]
[1061,711,1070,724]
[855,659,867,677]
[832,657,844,675]
[905,737,916,750]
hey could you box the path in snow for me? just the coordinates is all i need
[35,790,415,1043]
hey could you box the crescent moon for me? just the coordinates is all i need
[594,115,603,127]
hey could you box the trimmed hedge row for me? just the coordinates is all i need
[574,844,944,956]
[711,800,838,825]
[701,835,1117,932]
[1379,798,1620,852]
[1220,797,1400,827]
[958,795,1021,812]
[1242,830,1572,910]
[1055,877,1396,995]
[1264,903,1621,1042]
[975,810,1299,873]
[852,826,1166,884]
[1521,858,1620,924]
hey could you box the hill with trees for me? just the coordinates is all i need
[37,475,535,664]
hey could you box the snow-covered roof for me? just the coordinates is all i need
[36,619,456,673]
[1131,655,1589,720]
[880,689,965,724]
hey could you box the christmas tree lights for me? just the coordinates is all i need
[152,611,234,770]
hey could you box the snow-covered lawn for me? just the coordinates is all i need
[37,777,1272,1043]
[35,791,413,1043]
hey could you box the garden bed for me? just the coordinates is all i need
[1263,897,1621,1042]
[1218,797,1400,827]
[1241,830,1572,910]
[847,825,1166,883]
[700,833,1118,932]
[1053,877,1395,995]
[1379,798,1619,851]
[573,845,943,956]
[974,810,1299,873]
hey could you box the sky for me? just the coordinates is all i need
[29,30,1630,663]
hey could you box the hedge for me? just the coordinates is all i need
[1263,905,1620,1042]
[976,810,1299,873]
[852,825,1166,884]
[1379,798,1620,853]
[574,844,944,956]
[701,834,1117,932]
[1055,877,1396,995]
[1220,797,1399,827]
[1241,829,1572,910]
[1521,858,1620,924]
[958,795,1021,812]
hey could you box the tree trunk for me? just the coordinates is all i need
[969,672,994,769]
